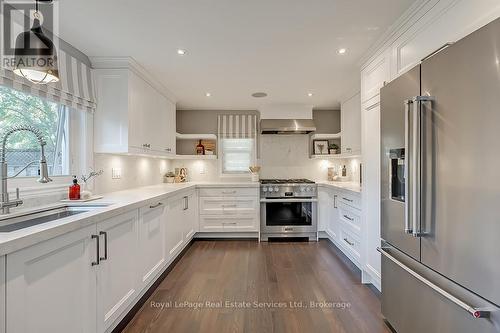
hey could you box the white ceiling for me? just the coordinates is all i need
[58,0,416,110]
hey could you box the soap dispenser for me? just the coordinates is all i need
[69,176,81,200]
[342,165,347,177]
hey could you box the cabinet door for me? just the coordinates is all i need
[128,72,151,150]
[326,191,340,241]
[165,195,185,260]
[6,224,97,333]
[97,211,139,333]
[138,202,166,288]
[318,188,330,232]
[183,191,197,241]
[159,96,176,156]
[341,92,361,154]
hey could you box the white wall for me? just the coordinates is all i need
[359,0,500,290]
[93,154,171,194]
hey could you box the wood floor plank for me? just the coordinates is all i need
[121,240,391,333]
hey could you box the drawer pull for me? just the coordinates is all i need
[222,190,237,194]
[149,202,163,209]
[342,197,354,202]
[343,238,355,247]
[343,214,354,221]
[223,222,237,225]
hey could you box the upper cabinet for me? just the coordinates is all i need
[93,58,176,157]
[361,50,390,103]
[341,92,361,155]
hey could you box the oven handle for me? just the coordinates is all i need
[260,198,318,203]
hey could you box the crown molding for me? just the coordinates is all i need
[90,56,178,103]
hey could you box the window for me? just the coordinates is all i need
[0,86,70,177]
[220,138,255,174]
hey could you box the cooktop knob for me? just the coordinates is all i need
[274,187,279,192]
[263,187,268,192]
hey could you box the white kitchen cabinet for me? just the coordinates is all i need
[319,187,340,241]
[96,211,140,333]
[138,201,166,288]
[318,188,330,232]
[341,92,361,155]
[183,190,197,241]
[361,50,390,103]
[165,194,186,259]
[198,187,259,233]
[93,67,176,157]
[6,224,98,333]
[0,256,5,333]
[325,191,340,241]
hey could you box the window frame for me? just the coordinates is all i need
[5,107,94,197]
[218,137,256,178]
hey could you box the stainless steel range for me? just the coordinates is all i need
[260,179,318,241]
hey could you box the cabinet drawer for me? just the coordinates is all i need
[339,192,361,210]
[339,226,361,261]
[199,216,258,232]
[338,203,361,232]
[199,197,258,215]
[198,187,258,197]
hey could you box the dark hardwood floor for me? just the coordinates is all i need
[122,240,391,333]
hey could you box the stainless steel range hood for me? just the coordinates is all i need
[260,119,316,134]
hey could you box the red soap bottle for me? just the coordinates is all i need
[69,176,81,200]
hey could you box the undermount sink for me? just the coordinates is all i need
[0,204,109,233]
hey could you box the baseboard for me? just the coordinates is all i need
[194,232,259,239]
[110,238,194,333]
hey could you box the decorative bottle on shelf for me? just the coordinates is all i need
[69,176,81,200]
[196,140,205,155]
[342,165,347,177]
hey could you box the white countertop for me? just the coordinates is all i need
[316,181,362,194]
[0,181,259,256]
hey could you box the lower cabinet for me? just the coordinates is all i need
[138,201,166,288]
[97,211,139,333]
[318,186,362,268]
[6,224,98,333]
[198,187,259,233]
[165,189,197,260]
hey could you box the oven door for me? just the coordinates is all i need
[260,198,317,233]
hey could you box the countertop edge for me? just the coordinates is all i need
[0,182,260,255]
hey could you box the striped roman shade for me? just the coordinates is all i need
[0,49,96,113]
[217,114,258,139]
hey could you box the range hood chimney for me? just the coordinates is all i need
[260,119,316,134]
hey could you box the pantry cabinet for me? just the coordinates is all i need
[341,92,361,155]
[96,211,139,333]
[93,67,176,157]
[6,224,98,333]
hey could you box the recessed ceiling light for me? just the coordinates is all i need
[205,92,211,97]
[308,92,314,97]
[177,49,187,56]
[338,48,347,55]
[252,92,268,98]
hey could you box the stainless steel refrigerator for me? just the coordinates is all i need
[380,17,500,333]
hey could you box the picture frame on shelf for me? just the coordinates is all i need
[313,140,329,155]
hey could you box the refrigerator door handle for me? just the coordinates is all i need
[404,99,413,234]
[411,96,434,237]
[378,246,494,319]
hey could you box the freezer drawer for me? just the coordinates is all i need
[380,245,499,333]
